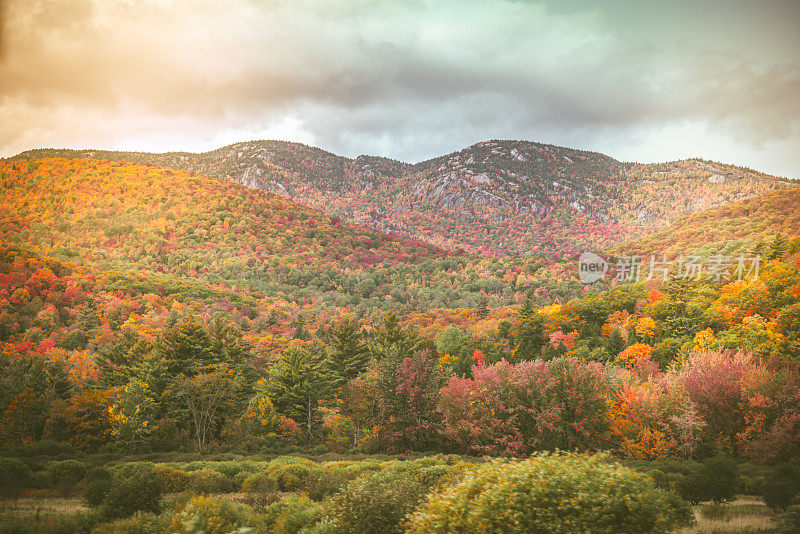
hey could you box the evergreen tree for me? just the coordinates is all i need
[606,329,626,357]
[768,233,788,260]
[291,316,309,341]
[266,343,335,439]
[513,296,545,362]
[328,318,369,386]
[207,316,248,365]
[159,317,216,376]
[370,312,420,362]
[476,297,489,319]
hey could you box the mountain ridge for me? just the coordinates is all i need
[9,139,796,259]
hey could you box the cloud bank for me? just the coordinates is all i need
[1,0,799,177]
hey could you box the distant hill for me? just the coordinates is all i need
[0,157,591,312]
[11,140,796,258]
[614,187,800,257]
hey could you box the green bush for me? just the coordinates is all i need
[45,460,87,497]
[30,470,54,489]
[736,461,769,496]
[0,518,32,534]
[242,457,322,494]
[211,460,259,481]
[0,457,33,499]
[328,469,426,534]
[406,453,694,534]
[0,439,76,458]
[266,457,322,492]
[762,463,800,510]
[152,465,190,493]
[84,478,113,507]
[101,467,163,519]
[675,455,738,504]
[168,495,252,534]
[241,470,277,495]
[0,511,105,534]
[187,467,237,494]
[264,494,325,534]
[299,519,341,534]
[85,467,112,482]
[305,468,350,501]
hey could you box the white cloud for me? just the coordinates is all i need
[1,0,798,178]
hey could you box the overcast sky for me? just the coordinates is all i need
[1,0,799,178]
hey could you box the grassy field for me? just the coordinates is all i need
[678,497,777,534]
[0,497,90,532]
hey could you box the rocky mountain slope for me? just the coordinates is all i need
[12,140,795,258]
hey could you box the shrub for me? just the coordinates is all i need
[45,459,86,497]
[211,460,258,481]
[169,495,252,534]
[305,467,350,501]
[264,494,325,534]
[675,455,738,504]
[90,511,170,534]
[101,467,163,519]
[328,469,426,534]
[115,462,156,479]
[0,457,32,499]
[86,467,112,482]
[84,478,113,507]
[241,471,277,495]
[242,457,322,494]
[406,453,694,534]
[152,465,190,493]
[762,463,800,510]
[0,510,104,534]
[299,519,340,534]
[186,467,237,494]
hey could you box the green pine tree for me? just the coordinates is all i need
[512,296,545,362]
[370,312,420,362]
[328,318,369,386]
[159,317,216,376]
[476,297,489,319]
[768,233,787,260]
[606,329,626,357]
[266,343,335,439]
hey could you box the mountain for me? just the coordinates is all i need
[13,140,796,259]
[614,187,800,257]
[1,157,593,315]
[0,158,446,308]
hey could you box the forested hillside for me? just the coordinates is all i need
[615,187,800,257]
[0,158,590,314]
[14,140,795,258]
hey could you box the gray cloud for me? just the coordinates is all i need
[1,0,799,178]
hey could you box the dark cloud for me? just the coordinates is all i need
[1,0,799,178]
